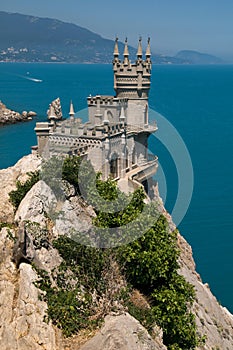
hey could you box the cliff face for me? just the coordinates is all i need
[0,154,233,350]
[0,153,41,223]
[178,233,233,349]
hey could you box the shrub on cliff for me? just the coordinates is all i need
[92,179,199,349]
[35,236,127,337]
[9,171,39,210]
[116,215,199,349]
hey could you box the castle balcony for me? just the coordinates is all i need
[125,153,158,183]
[126,120,157,134]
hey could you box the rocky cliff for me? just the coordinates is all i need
[0,154,233,349]
[0,101,36,125]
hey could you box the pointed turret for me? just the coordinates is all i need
[113,37,119,58]
[146,37,151,59]
[123,38,129,65]
[113,37,120,74]
[69,100,75,122]
[137,37,143,58]
[69,100,75,117]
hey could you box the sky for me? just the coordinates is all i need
[1,0,233,60]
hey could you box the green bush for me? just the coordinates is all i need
[62,155,82,193]
[35,236,126,338]
[9,171,39,209]
[116,216,199,349]
[0,222,14,230]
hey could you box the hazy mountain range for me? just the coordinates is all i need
[0,11,224,64]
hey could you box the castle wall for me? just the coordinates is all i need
[88,97,121,125]
[127,100,148,127]
[134,133,148,165]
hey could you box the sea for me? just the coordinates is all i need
[0,62,233,313]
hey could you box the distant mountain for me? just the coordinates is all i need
[0,12,224,64]
[175,50,223,64]
[0,11,131,63]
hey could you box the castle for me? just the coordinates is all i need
[34,38,158,193]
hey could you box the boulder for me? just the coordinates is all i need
[54,195,96,244]
[27,111,37,117]
[15,180,57,226]
[80,313,167,350]
[21,111,28,118]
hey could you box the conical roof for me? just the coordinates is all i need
[137,37,143,57]
[113,37,119,56]
[123,38,129,56]
[146,37,151,57]
[69,100,75,116]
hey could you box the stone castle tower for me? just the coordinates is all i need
[34,38,157,193]
[113,37,151,126]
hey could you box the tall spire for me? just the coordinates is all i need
[113,37,119,57]
[123,38,129,65]
[69,100,75,122]
[137,37,143,58]
[123,38,129,56]
[146,37,151,58]
[69,100,75,116]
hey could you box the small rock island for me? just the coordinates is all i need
[0,101,36,125]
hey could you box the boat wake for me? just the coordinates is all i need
[23,76,43,83]
[14,73,43,83]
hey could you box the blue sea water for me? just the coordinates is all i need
[0,63,233,312]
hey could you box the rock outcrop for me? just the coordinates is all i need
[47,98,62,120]
[15,180,57,227]
[0,101,36,125]
[79,313,167,350]
[178,233,233,349]
[0,227,60,350]
[0,153,41,223]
